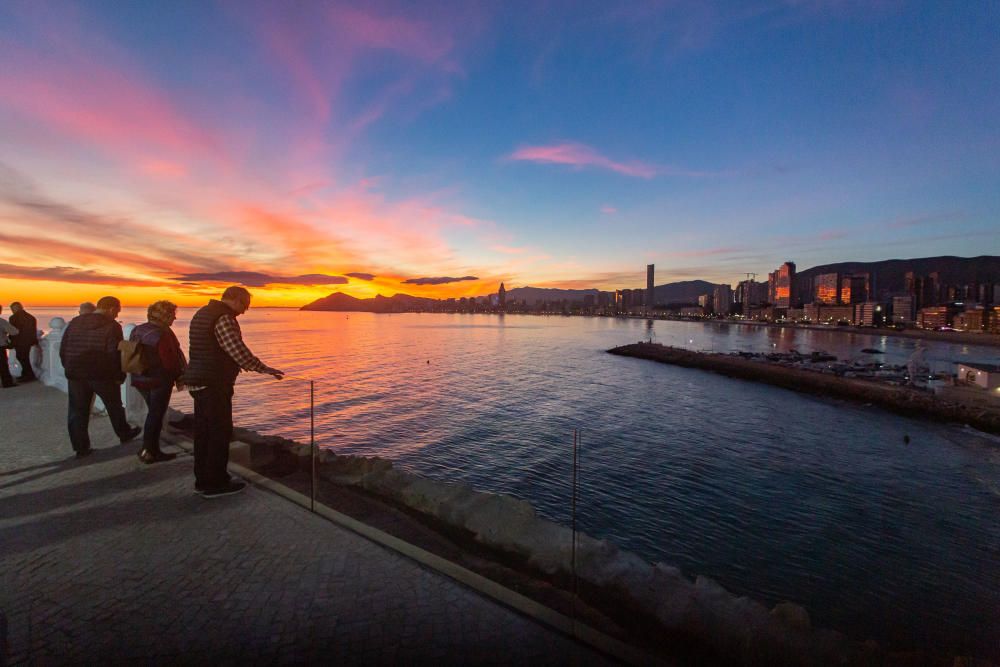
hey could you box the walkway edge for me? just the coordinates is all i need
[169,435,661,666]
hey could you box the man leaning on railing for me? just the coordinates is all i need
[181,286,284,499]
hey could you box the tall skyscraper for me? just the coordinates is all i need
[646,264,654,314]
[772,261,795,309]
[498,282,506,310]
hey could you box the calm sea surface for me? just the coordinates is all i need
[35,308,1000,657]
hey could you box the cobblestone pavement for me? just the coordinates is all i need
[1,382,612,665]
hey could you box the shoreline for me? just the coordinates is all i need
[696,317,1000,348]
[160,409,989,666]
[295,308,1000,348]
[608,342,1000,435]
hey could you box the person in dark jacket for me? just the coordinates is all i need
[0,304,18,388]
[130,300,187,464]
[60,295,141,457]
[181,286,283,498]
[9,302,38,382]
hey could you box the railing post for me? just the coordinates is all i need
[310,380,316,513]
[571,428,579,635]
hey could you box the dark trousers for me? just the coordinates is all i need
[67,379,131,453]
[0,348,12,387]
[15,345,35,380]
[192,384,234,490]
[139,384,172,451]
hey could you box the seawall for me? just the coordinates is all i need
[609,342,1000,435]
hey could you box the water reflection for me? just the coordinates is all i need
[28,308,1000,657]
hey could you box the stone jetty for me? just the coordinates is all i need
[609,342,1000,435]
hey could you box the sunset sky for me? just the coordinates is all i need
[1,1,998,306]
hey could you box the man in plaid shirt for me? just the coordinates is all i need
[182,286,283,498]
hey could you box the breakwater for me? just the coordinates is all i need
[200,414,975,666]
[609,342,1000,435]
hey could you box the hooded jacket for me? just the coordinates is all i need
[60,312,125,382]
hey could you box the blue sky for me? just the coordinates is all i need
[0,0,997,304]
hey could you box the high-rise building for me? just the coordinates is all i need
[815,273,840,304]
[498,282,506,310]
[713,284,733,316]
[646,264,655,314]
[840,273,870,305]
[772,262,795,309]
[892,295,915,324]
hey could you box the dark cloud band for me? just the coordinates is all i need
[402,275,478,285]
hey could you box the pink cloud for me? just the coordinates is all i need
[507,142,723,178]
[601,205,618,214]
[508,142,659,178]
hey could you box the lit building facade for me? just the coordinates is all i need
[772,262,795,309]
[814,273,840,305]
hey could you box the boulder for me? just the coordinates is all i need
[771,601,811,632]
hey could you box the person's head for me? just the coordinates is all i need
[95,296,122,319]
[0,304,3,315]
[79,302,96,315]
[10,302,23,313]
[221,286,251,315]
[147,300,178,328]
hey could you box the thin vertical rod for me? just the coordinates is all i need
[310,380,316,513]
[571,428,579,632]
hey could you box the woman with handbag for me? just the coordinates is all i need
[130,301,187,463]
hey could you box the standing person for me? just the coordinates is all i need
[181,286,283,498]
[60,296,141,457]
[130,301,187,464]
[9,302,38,382]
[0,304,18,389]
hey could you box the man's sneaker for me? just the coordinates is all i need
[75,448,93,459]
[200,481,247,499]
[120,426,142,443]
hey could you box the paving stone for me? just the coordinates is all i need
[1,383,612,665]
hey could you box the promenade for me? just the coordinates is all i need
[0,382,611,665]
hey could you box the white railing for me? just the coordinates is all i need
[25,316,148,424]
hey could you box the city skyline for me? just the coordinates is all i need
[1,1,999,307]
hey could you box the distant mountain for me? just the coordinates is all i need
[301,292,439,312]
[653,280,722,304]
[796,255,1000,296]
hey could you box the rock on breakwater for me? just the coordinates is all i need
[609,342,1000,435]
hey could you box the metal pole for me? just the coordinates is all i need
[310,380,316,513]
[571,428,578,633]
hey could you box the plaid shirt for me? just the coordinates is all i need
[187,314,266,391]
[214,314,267,373]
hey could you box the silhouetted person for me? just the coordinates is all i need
[60,296,141,457]
[9,302,38,382]
[79,302,96,316]
[0,304,18,389]
[130,300,187,464]
[181,286,283,497]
